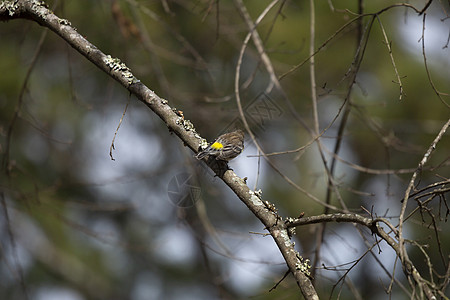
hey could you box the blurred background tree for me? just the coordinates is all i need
[0,0,449,299]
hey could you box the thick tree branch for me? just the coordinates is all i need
[286,212,445,299]
[0,0,318,298]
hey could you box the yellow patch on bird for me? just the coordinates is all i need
[211,142,223,150]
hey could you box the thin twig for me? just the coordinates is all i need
[233,0,340,211]
[419,13,450,108]
[109,94,131,161]
[376,15,404,101]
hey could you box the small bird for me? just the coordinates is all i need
[195,129,244,162]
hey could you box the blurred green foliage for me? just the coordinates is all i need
[0,0,448,299]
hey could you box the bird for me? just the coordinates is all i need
[195,129,244,162]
